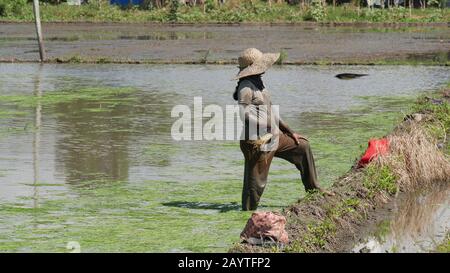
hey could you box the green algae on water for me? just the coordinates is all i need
[0,86,429,253]
[0,180,251,253]
[0,87,137,109]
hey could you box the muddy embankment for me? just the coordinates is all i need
[0,23,449,65]
[231,88,450,253]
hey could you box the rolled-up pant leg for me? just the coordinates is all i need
[240,141,275,211]
[240,134,320,211]
[274,134,320,191]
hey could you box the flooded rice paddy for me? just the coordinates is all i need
[0,63,449,252]
[1,23,449,63]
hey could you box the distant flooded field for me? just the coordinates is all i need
[0,63,448,252]
[0,23,449,63]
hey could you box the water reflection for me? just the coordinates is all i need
[32,65,43,208]
[54,98,132,185]
[52,88,177,186]
[353,183,449,253]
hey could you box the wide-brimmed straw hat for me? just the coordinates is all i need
[235,48,280,80]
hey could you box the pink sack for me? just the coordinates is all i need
[240,211,289,245]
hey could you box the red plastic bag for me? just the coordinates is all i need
[357,138,389,168]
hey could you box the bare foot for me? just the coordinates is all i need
[319,188,335,197]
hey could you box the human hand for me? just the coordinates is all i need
[290,132,308,145]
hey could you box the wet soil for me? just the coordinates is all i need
[0,23,449,63]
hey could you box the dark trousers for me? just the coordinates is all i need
[240,133,320,211]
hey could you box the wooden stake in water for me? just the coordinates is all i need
[32,0,46,62]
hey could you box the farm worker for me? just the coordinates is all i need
[233,48,333,211]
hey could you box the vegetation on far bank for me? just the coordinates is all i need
[0,0,449,23]
[2,51,449,66]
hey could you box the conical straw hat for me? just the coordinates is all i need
[235,48,280,80]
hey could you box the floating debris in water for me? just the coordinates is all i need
[335,73,368,80]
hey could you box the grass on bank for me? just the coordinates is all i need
[435,233,450,253]
[0,1,449,23]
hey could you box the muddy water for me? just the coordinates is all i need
[0,64,448,252]
[353,183,449,253]
[1,23,449,62]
